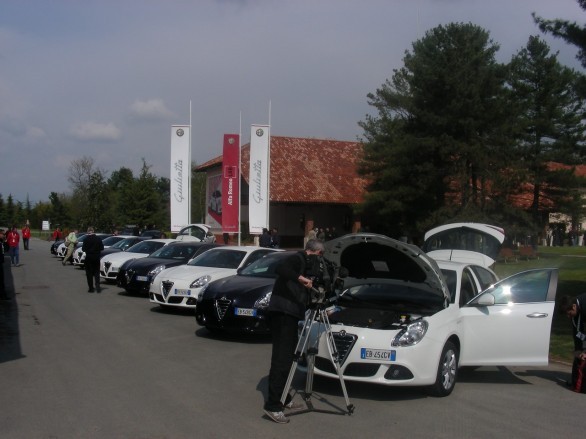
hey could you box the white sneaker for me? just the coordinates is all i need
[263,409,289,424]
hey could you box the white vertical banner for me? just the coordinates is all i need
[249,124,270,234]
[170,125,190,232]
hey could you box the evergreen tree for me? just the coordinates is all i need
[507,36,586,225]
[359,23,512,237]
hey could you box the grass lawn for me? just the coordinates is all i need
[493,245,586,364]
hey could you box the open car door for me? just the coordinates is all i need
[458,269,558,366]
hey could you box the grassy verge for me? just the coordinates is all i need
[493,245,586,364]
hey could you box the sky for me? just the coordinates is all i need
[1,0,584,204]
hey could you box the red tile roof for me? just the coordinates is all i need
[197,136,367,204]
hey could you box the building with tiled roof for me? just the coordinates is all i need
[197,136,368,246]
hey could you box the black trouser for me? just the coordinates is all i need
[84,258,100,291]
[0,258,6,299]
[264,312,299,412]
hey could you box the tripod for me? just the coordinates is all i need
[280,300,355,415]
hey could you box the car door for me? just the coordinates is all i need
[458,268,558,366]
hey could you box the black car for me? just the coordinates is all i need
[195,251,295,334]
[100,236,150,258]
[140,229,164,238]
[116,242,219,294]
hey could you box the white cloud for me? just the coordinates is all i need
[26,126,45,139]
[129,99,174,121]
[69,122,121,142]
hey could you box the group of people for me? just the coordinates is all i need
[259,228,281,248]
[0,223,31,300]
[57,227,103,293]
[306,226,338,242]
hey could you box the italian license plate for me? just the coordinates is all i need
[235,308,256,317]
[136,275,148,282]
[360,348,396,361]
[173,289,192,296]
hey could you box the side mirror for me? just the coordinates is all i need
[477,293,495,306]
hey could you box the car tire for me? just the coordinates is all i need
[429,340,458,397]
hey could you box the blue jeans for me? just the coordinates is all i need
[8,246,19,265]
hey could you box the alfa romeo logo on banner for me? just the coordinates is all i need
[176,128,184,137]
[256,128,264,137]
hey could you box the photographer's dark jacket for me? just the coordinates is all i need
[268,251,309,319]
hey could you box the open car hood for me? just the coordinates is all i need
[324,233,449,303]
[422,222,505,267]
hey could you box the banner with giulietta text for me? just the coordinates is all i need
[248,124,270,234]
[170,125,190,232]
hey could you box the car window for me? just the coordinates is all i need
[478,270,552,304]
[240,253,288,277]
[440,269,457,303]
[241,250,274,268]
[470,266,498,290]
[102,236,123,246]
[151,245,198,260]
[188,249,246,269]
[459,269,479,307]
[128,241,165,254]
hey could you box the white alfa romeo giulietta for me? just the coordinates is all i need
[305,226,557,397]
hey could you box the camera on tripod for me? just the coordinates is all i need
[305,256,347,308]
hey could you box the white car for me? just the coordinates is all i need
[100,239,176,282]
[73,235,130,267]
[305,225,557,397]
[175,224,216,243]
[149,246,281,309]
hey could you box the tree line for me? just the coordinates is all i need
[358,12,586,241]
[0,157,208,233]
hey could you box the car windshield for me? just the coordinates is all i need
[127,241,166,254]
[111,238,136,250]
[149,244,200,260]
[187,249,246,269]
[102,236,123,246]
[239,253,289,278]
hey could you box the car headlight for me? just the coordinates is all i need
[148,265,166,280]
[391,320,428,347]
[197,284,209,302]
[190,275,211,289]
[254,292,272,309]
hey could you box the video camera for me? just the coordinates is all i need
[305,255,348,307]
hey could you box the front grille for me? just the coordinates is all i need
[332,332,357,365]
[161,280,174,300]
[215,297,231,320]
[344,363,380,377]
[126,269,135,284]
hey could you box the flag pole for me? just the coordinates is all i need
[189,100,192,224]
[238,112,242,246]
[267,100,271,231]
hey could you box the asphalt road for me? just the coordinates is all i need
[0,238,583,439]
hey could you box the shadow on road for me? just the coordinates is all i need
[0,260,24,364]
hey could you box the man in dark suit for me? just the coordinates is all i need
[82,227,104,293]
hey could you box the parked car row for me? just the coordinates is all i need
[50,223,559,398]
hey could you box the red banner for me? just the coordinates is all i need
[221,134,240,233]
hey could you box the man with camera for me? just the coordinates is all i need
[263,238,326,424]
[561,294,586,393]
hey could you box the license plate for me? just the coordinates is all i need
[136,275,148,282]
[173,289,192,296]
[235,308,256,317]
[360,348,396,361]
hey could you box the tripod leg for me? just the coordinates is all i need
[280,309,317,406]
[320,309,355,414]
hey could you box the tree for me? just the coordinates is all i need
[192,164,207,224]
[6,195,15,226]
[358,23,512,237]
[533,1,586,69]
[124,159,165,230]
[507,36,586,225]
[48,192,68,228]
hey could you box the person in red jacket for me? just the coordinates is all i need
[21,224,31,250]
[6,225,20,267]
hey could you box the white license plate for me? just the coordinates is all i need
[235,308,256,317]
[135,275,148,281]
[360,348,396,361]
[173,289,192,296]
